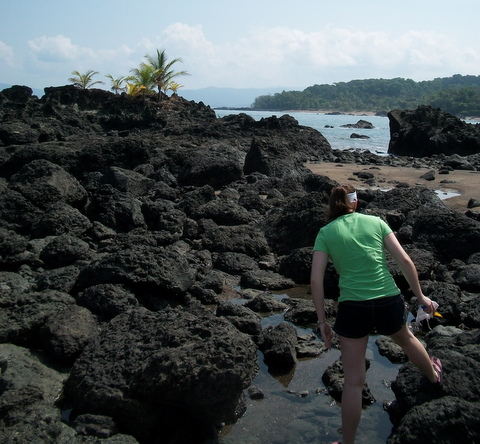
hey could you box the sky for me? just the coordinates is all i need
[1,0,479,93]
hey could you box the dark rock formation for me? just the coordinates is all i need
[340,119,374,129]
[388,105,480,157]
[0,85,479,442]
[64,307,257,442]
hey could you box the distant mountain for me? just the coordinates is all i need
[179,87,287,109]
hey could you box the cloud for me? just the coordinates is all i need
[28,35,86,62]
[28,35,134,67]
[19,24,480,90]
[0,41,16,67]
[144,24,480,88]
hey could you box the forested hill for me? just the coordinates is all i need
[252,74,480,117]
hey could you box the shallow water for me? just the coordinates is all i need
[219,293,404,444]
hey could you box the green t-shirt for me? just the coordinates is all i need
[313,212,400,302]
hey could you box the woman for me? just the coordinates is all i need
[310,185,442,444]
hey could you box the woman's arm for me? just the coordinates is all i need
[383,232,434,310]
[310,250,333,349]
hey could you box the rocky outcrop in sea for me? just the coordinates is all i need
[0,85,479,443]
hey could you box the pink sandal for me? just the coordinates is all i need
[431,356,443,384]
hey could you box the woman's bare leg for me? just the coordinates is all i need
[389,324,437,383]
[338,335,369,444]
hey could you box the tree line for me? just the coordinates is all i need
[252,74,480,117]
[69,49,189,100]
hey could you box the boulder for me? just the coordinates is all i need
[257,322,298,370]
[388,105,480,157]
[0,343,77,442]
[63,307,257,442]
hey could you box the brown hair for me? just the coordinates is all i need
[328,184,357,220]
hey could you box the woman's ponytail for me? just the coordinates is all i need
[327,185,357,220]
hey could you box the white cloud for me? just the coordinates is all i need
[0,41,16,67]
[150,24,480,88]
[28,35,86,62]
[18,24,480,90]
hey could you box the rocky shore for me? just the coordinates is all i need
[0,85,479,443]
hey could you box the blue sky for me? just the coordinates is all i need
[1,0,479,92]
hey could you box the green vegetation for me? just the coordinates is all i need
[70,49,189,98]
[252,74,480,117]
[68,70,104,89]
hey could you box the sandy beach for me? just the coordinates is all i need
[307,162,480,213]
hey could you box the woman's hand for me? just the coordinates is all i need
[319,322,333,350]
[418,295,435,314]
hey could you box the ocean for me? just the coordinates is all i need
[215,109,391,154]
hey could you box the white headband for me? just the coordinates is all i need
[347,191,357,203]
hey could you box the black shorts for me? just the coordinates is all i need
[333,294,408,338]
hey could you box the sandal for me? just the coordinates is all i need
[431,356,443,385]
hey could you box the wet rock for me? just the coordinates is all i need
[0,343,77,442]
[388,328,480,441]
[340,120,374,129]
[240,268,295,290]
[322,358,376,406]
[258,322,298,370]
[376,337,408,364]
[244,292,289,313]
[216,301,262,336]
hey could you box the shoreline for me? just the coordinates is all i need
[216,108,480,121]
[306,162,480,213]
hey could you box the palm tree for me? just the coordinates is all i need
[125,82,146,96]
[69,70,104,89]
[105,74,129,94]
[168,81,183,96]
[129,64,156,98]
[143,49,189,100]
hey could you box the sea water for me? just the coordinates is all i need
[215,109,391,154]
[219,293,403,444]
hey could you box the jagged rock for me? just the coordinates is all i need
[1,85,480,442]
[244,292,289,313]
[388,328,480,441]
[76,283,139,320]
[31,202,92,238]
[0,343,77,442]
[63,307,257,442]
[340,119,374,129]
[75,244,196,298]
[9,159,87,210]
[39,234,92,267]
[215,301,262,336]
[322,358,376,406]
[240,268,295,290]
[376,337,408,364]
[39,304,98,364]
[388,105,480,157]
[0,289,76,346]
[258,322,298,369]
